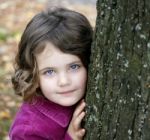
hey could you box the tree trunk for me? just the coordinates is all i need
[85,0,150,139]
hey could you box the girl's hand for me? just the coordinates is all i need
[67,100,86,140]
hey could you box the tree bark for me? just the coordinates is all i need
[85,0,150,139]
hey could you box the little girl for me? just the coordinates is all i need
[9,7,93,140]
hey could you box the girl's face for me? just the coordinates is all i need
[36,42,87,106]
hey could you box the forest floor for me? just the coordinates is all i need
[0,0,96,139]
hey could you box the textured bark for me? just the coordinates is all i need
[85,0,150,140]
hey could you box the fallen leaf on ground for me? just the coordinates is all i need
[0,111,11,120]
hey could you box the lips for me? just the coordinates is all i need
[58,89,76,94]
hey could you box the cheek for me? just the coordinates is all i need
[75,71,87,88]
[81,74,87,87]
[39,77,55,92]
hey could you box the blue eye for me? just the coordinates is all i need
[70,64,80,70]
[44,69,55,76]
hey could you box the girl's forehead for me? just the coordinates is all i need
[35,42,81,69]
[36,42,72,58]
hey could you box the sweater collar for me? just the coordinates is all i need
[31,96,75,127]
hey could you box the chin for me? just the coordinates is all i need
[60,103,75,107]
[60,100,78,107]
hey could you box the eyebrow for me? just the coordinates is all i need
[39,60,82,72]
[68,60,82,65]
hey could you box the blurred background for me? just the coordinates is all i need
[0,0,96,139]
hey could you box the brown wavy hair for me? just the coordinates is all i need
[12,7,93,101]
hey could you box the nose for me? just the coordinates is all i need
[57,72,70,87]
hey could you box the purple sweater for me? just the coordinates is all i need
[9,96,74,140]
